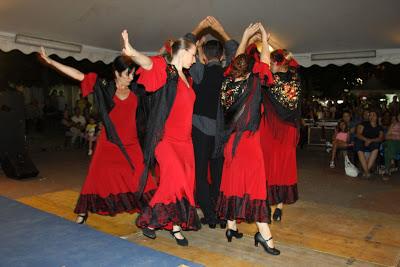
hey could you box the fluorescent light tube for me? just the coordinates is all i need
[311,50,376,61]
[15,34,82,53]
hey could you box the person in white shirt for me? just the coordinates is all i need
[70,107,86,146]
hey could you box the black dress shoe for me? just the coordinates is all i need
[225,228,243,242]
[170,230,188,246]
[200,217,216,229]
[208,223,216,229]
[254,232,280,255]
[142,228,156,239]
[219,221,227,229]
[273,208,282,221]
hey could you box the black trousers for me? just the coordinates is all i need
[192,126,224,223]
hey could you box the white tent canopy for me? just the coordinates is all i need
[0,0,399,66]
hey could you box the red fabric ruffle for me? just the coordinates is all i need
[74,190,155,216]
[80,72,97,97]
[136,56,167,92]
[136,198,200,230]
[252,61,274,86]
[216,193,270,223]
[268,184,298,205]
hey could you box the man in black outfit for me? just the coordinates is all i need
[186,17,238,228]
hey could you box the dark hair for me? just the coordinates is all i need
[337,119,348,132]
[369,110,378,117]
[203,40,223,60]
[270,49,296,72]
[165,38,195,63]
[230,54,250,79]
[112,56,134,78]
[342,110,352,118]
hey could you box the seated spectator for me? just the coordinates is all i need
[70,107,86,146]
[342,111,358,141]
[383,113,400,175]
[329,120,351,168]
[355,111,384,178]
[85,117,97,156]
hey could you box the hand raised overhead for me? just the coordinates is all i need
[38,47,51,64]
[121,29,135,57]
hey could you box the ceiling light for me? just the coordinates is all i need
[15,34,82,53]
[311,50,376,61]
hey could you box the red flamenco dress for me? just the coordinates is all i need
[74,73,156,216]
[135,56,200,230]
[260,71,300,205]
[216,61,274,223]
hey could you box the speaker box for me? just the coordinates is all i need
[1,153,39,179]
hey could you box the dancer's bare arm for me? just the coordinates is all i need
[38,47,84,81]
[259,24,271,65]
[121,30,153,70]
[235,23,260,57]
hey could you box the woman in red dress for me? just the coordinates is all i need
[215,23,280,255]
[260,49,301,222]
[39,48,156,224]
[121,30,200,246]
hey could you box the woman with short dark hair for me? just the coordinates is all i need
[39,48,156,224]
[355,110,384,177]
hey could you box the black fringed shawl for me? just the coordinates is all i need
[263,71,301,126]
[214,73,264,158]
[137,65,179,195]
[93,77,141,170]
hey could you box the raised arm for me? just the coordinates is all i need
[39,47,84,81]
[235,23,260,57]
[197,36,207,64]
[191,17,211,37]
[208,16,231,42]
[121,30,153,70]
[259,24,271,65]
[208,17,238,65]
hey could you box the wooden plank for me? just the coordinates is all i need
[17,190,400,266]
[18,190,139,236]
[129,229,380,267]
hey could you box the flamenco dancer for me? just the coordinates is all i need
[121,28,200,246]
[39,48,156,224]
[215,23,280,255]
[260,48,301,222]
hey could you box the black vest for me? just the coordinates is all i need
[193,64,224,119]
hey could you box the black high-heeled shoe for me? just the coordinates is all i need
[225,229,243,242]
[142,227,156,239]
[76,213,88,224]
[254,232,280,255]
[170,230,188,246]
[273,208,282,221]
